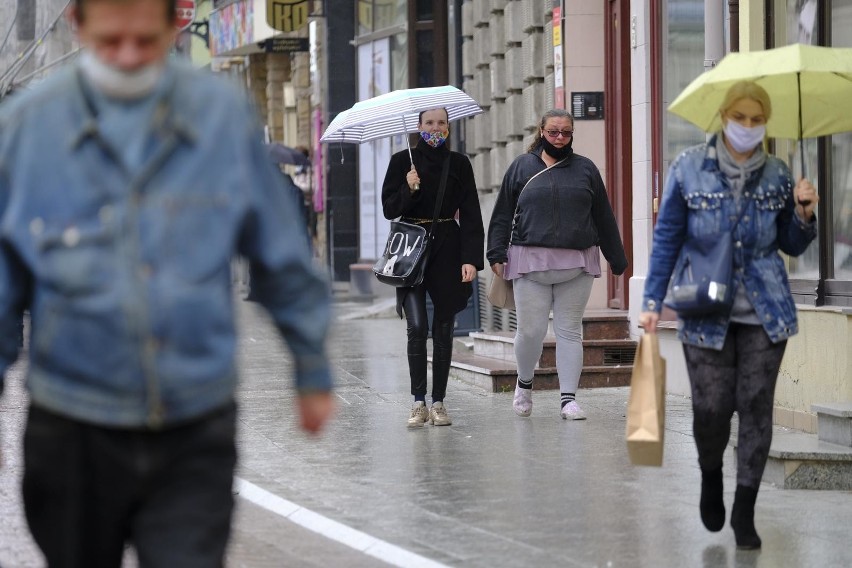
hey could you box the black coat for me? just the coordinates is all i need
[487,145,628,275]
[381,139,484,319]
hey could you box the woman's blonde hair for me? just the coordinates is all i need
[719,81,772,121]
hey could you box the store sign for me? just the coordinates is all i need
[261,37,310,53]
[176,0,195,31]
[267,0,310,33]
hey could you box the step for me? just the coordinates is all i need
[436,350,633,393]
[470,331,636,368]
[812,402,852,447]
[583,309,630,340]
[733,428,852,490]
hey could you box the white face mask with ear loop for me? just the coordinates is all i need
[78,50,164,100]
[723,119,766,153]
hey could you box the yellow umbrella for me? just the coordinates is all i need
[669,43,852,203]
[669,43,852,140]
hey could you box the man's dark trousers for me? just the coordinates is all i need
[22,402,238,568]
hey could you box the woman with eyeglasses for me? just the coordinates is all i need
[486,108,627,421]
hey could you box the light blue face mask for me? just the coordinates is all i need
[723,120,766,153]
[78,50,164,100]
[420,130,448,148]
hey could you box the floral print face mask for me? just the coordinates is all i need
[420,130,448,148]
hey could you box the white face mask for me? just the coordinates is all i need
[723,120,766,153]
[78,50,164,100]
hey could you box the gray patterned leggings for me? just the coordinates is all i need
[683,324,787,489]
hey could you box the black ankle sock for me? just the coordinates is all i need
[414,395,426,403]
[518,378,533,390]
[560,393,575,409]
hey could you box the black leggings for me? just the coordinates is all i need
[683,323,787,489]
[402,285,455,401]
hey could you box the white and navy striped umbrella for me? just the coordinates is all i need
[320,85,483,145]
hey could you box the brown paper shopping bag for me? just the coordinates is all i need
[487,274,515,309]
[626,334,667,466]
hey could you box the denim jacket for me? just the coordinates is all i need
[0,62,332,427]
[642,136,816,350]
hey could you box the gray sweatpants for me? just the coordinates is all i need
[513,268,595,393]
[683,323,787,489]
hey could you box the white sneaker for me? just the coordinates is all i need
[513,385,532,417]
[407,401,429,428]
[560,400,587,420]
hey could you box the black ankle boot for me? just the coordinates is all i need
[700,467,725,532]
[730,485,761,550]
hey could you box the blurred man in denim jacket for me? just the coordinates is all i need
[0,1,334,565]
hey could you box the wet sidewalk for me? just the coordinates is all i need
[3,297,852,567]
[232,298,852,567]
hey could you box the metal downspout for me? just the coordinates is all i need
[704,0,725,71]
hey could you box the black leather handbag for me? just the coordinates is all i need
[663,232,735,317]
[373,158,450,287]
[663,204,748,317]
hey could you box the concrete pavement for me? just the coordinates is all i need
[2,297,852,567]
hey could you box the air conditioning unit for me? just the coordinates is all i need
[504,46,524,92]
[490,58,506,100]
[489,12,506,56]
[522,30,545,82]
[503,1,525,44]
[461,1,475,38]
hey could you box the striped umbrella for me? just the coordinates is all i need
[320,85,484,168]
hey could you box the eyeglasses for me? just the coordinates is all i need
[543,129,574,139]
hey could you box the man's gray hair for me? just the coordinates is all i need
[74,0,177,22]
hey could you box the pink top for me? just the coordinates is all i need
[504,245,602,280]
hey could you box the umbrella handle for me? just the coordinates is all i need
[797,139,810,206]
[406,129,419,190]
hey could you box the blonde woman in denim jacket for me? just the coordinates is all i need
[639,82,817,550]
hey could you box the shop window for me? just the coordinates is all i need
[830,1,852,282]
[416,30,434,88]
[416,0,434,21]
[662,0,706,173]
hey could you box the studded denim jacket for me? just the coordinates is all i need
[642,136,816,350]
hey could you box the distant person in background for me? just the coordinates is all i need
[292,146,317,238]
